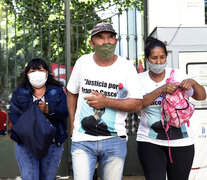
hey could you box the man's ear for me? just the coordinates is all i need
[89,39,95,48]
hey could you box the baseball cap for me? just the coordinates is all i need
[91,22,117,38]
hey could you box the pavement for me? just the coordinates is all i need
[57,176,145,180]
[122,176,145,180]
[0,176,145,180]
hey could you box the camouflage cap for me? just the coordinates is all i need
[91,22,117,38]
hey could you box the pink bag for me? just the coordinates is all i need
[161,69,195,163]
[161,69,195,132]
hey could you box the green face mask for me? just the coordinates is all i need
[94,43,116,59]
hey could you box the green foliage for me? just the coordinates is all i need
[1,0,143,64]
[0,0,143,99]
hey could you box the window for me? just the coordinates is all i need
[186,62,207,109]
[205,0,207,24]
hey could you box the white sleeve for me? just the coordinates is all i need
[125,64,144,99]
[186,88,194,97]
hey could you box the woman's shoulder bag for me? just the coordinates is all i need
[10,100,57,160]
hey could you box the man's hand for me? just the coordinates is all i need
[84,91,108,109]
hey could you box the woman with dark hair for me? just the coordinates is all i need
[136,37,206,180]
[9,58,68,180]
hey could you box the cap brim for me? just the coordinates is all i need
[91,30,117,37]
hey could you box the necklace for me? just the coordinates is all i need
[149,70,165,84]
[33,86,46,99]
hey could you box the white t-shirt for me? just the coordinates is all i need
[136,68,195,147]
[67,53,143,142]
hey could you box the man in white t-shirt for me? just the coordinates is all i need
[66,22,143,180]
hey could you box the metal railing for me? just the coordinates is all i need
[0,1,143,136]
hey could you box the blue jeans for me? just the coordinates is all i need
[16,143,63,180]
[71,137,127,180]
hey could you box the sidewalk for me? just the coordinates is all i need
[123,176,145,180]
[56,176,146,180]
[0,176,145,180]
[56,176,145,180]
[56,175,145,180]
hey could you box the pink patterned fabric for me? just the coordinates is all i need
[161,69,195,131]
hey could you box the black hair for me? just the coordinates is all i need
[144,37,167,58]
[19,58,64,92]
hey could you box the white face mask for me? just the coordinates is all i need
[28,71,47,88]
[146,60,167,74]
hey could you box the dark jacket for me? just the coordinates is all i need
[9,84,68,145]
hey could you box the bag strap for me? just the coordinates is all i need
[170,69,175,79]
[166,69,175,83]
[10,100,40,115]
[10,103,23,114]
[162,124,173,163]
